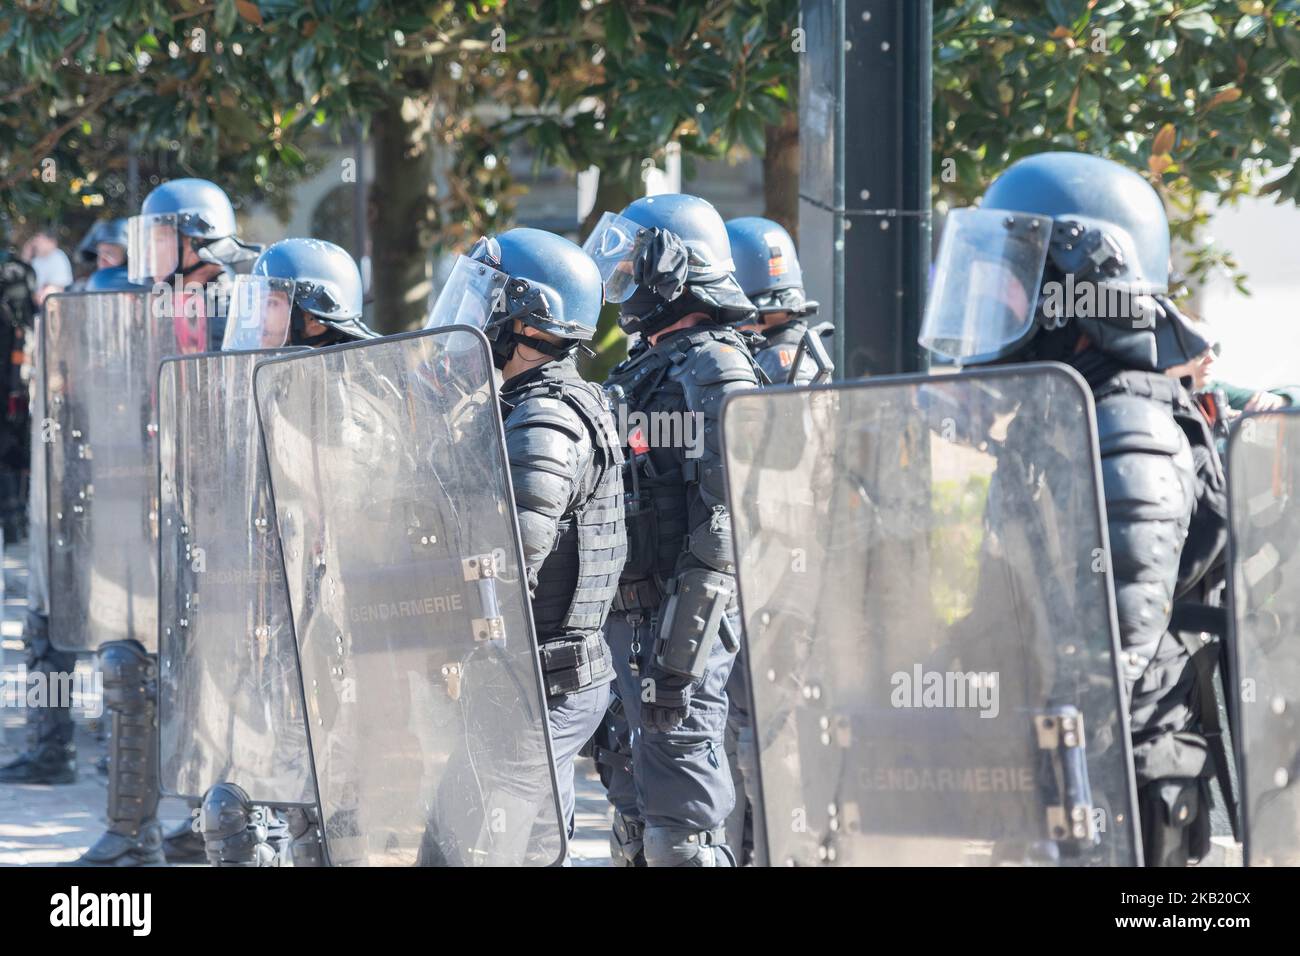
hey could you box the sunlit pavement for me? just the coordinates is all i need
[0,538,615,867]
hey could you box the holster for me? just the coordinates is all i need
[653,567,734,681]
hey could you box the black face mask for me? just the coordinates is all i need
[489,327,516,370]
[290,307,351,348]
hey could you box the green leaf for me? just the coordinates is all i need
[604,2,632,56]
[216,0,238,37]
[1172,11,1220,45]
[1234,15,1265,40]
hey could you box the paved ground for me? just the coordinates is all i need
[0,539,614,867]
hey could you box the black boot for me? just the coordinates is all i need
[0,745,76,785]
[0,611,77,785]
[67,641,164,866]
[162,802,207,863]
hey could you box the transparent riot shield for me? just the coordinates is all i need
[43,290,199,653]
[722,363,1141,866]
[1227,408,1300,866]
[157,349,313,805]
[254,327,564,866]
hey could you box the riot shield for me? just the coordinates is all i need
[43,290,198,653]
[28,314,50,617]
[254,327,564,866]
[722,363,1141,866]
[157,349,313,805]
[1227,408,1300,866]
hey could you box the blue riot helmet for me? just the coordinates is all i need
[223,238,373,350]
[84,265,140,292]
[128,178,260,285]
[583,193,756,336]
[725,216,817,317]
[920,152,1169,367]
[77,219,130,264]
[425,227,602,369]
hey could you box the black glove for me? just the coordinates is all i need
[633,228,690,303]
[641,666,694,734]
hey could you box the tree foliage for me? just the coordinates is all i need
[934,0,1300,292]
[0,1,798,239]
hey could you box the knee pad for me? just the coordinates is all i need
[99,641,154,714]
[643,825,734,867]
[610,810,645,867]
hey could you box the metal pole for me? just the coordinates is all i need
[351,120,368,265]
[799,0,932,378]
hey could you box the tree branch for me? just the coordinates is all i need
[0,79,126,191]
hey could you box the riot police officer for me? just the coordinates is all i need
[918,152,1229,866]
[0,255,150,789]
[587,193,762,866]
[726,216,832,386]
[128,177,259,350]
[424,228,626,854]
[0,242,67,786]
[195,238,374,866]
[71,179,258,867]
[722,216,835,863]
[75,219,130,280]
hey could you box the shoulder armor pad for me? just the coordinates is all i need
[761,323,804,348]
[506,395,585,443]
[679,338,760,388]
[1095,392,1185,458]
[558,380,623,458]
[755,343,795,382]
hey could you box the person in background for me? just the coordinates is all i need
[1161,315,1299,457]
[21,231,74,308]
[73,220,130,285]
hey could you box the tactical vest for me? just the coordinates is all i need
[605,325,762,606]
[508,372,627,638]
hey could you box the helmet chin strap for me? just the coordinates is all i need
[490,325,578,371]
[176,234,212,281]
[290,306,350,348]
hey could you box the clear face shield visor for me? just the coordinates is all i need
[128,212,257,284]
[127,213,181,285]
[423,255,511,349]
[919,207,1052,365]
[223,275,298,350]
[581,211,652,304]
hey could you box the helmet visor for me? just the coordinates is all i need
[127,213,180,285]
[223,275,297,350]
[582,211,651,304]
[423,255,511,341]
[919,208,1052,364]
